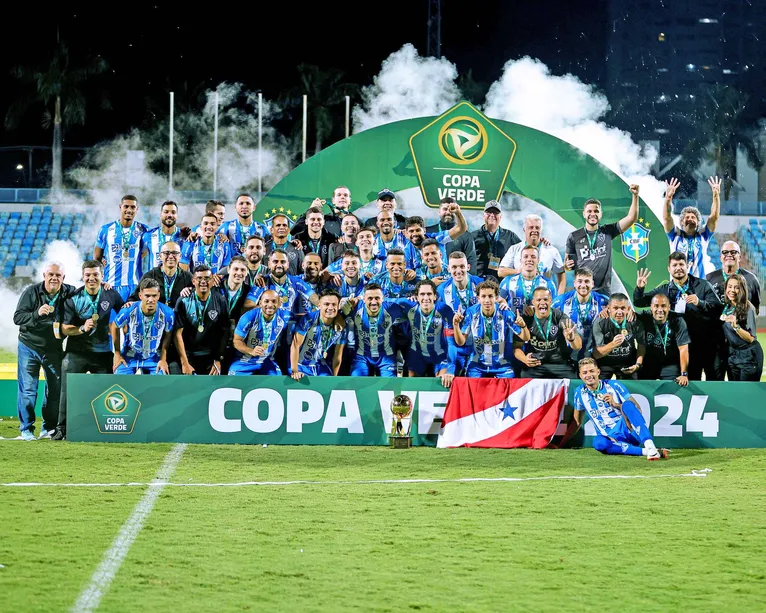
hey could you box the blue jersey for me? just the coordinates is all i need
[499,273,557,310]
[552,290,609,360]
[404,230,451,270]
[246,276,301,316]
[330,276,366,300]
[667,226,713,277]
[460,304,524,369]
[218,219,271,256]
[327,256,384,278]
[113,302,174,363]
[373,232,408,260]
[294,310,348,368]
[573,380,632,438]
[293,277,321,316]
[402,303,455,361]
[233,307,291,364]
[347,300,408,359]
[181,239,232,274]
[369,272,418,298]
[437,276,483,313]
[141,227,183,272]
[96,221,150,287]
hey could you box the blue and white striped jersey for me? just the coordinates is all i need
[181,239,232,274]
[552,290,609,361]
[293,277,320,316]
[113,302,174,363]
[402,302,455,360]
[294,310,348,368]
[372,232,408,260]
[347,300,408,359]
[246,276,300,316]
[499,273,557,310]
[404,230,452,270]
[96,221,150,287]
[460,304,523,369]
[369,272,418,299]
[233,307,291,364]
[437,276,484,313]
[328,257,385,278]
[141,227,183,272]
[572,380,632,438]
[218,219,271,256]
[667,226,714,277]
[328,276,366,300]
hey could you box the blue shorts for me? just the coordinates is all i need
[115,362,165,375]
[407,351,452,376]
[228,358,282,376]
[296,362,333,376]
[466,363,515,378]
[351,354,396,378]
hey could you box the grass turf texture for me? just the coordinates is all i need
[1,419,765,612]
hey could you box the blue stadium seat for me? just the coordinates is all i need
[9,212,20,219]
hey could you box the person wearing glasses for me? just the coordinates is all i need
[129,241,193,308]
[472,200,520,282]
[706,240,761,312]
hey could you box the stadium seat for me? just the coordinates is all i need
[9,212,20,219]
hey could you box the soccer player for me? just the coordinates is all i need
[290,289,347,379]
[94,195,150,300]
[293,252,323,317]
[181,213,233,275]
[293,206,337,268]
[404,206,467,270]
[111,278,174,375]
[369,248,417,298]
[130,241,193,308]
[218,256,250,321]
[472,200,521,281]
[141,200,185,273]
[244,249,300,312]
[662,177,720,277]
[453,280,530,378]
[426,196,478,274]
[635,294,690,384]
[13,261,76,440]
[499,214,565,293]
[592,293,645,380]
[563,358,669,460]
[173,265,230,375]
[265,213,304,275]
[346,283,408,377]
[514,287,582,379]
[402,280,456,386]
[706,240,760,312]
[500,245,557,312]
[230,289,292,375]
[326,226,383,279]
[328,213,361,263]
[415,239,449,285]
[563,184,640,295]
[217,193,271,255]
[634,252,720,380]
[552,267,608,361]
[329,250,367,306]
[244,235,269,285]
[56,260,123,440]
[373,210,408,259]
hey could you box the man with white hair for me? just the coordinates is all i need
[706,240,760,312]
[12,261,76,440]
[499,213,565,293]
[663,177,721,277]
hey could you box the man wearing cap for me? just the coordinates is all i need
[472,200,521,282]
[426,196,477,274]
[363,189,407,229]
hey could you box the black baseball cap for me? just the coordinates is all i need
[378,188,395,200]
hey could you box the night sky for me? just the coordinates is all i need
[0,1,608,149]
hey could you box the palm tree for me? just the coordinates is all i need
[279,64,359,154]
[5,40,108,192]
[457,69,489,106]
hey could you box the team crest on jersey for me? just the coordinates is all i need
[209,310,219,321]
[622,222,650,263]
[100,300,110,311]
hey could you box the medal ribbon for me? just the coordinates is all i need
[87,287,102,317]
[653,321,670,354]
[365,307,384,356]
[140,311,156,357]
[121,223,134,253]
[576,294,593,325]
[481,310,495,342]
[610,317,627,332]
[586,229,598,254]
[534,315,552,341]
[163,273,177,301]
[260,313,274,349]
[202,242,214,267]
[194,294,211,329]
[226,284,243,315]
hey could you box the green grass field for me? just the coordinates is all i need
[1,419,765,612]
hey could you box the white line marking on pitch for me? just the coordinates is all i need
[70,443,186,613]
[4,468,712,489]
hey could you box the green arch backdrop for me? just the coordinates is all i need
[257,101,668,295]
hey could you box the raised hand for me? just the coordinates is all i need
[664,177,680,200]
[708,176,722,198]
[514,309,525,327]
[453,306,465,327]
[629,184,640,196]
[561,319,577,342]
[636,268,651,289]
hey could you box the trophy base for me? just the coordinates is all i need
[389,436,412,449]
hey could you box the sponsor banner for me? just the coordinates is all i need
[67,375,766,448]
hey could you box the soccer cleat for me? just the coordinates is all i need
[648,448,670,461]
[20,430,36,441]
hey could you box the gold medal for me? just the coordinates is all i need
[123,248,130,258]
[92,313,99,323]
[281,295,288,304]
[198,325,204,333]
[596,393,605,401]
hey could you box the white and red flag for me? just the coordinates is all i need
[437,378,568,448]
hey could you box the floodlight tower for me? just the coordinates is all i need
[427,0,442,58]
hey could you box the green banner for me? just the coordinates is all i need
[67,375,766,448]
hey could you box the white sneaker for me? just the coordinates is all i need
[38,429,53,439]
[20,430,36,441]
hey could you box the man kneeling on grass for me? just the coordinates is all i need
[558,358,670,460]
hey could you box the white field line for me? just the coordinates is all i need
[4,468,712,489]
[70,443,187,613]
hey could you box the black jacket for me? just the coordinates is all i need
[14,282,77,353]
[294,229,337,268]
[425,222,478,274]
[129,267,193,308]
[291,211,344,238]
[633,275,722,341]
[471,226,521,280]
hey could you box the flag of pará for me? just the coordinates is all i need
[437,378,568,448]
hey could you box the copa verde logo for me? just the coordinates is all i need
[410,101,517,210]
[438,116,488,165]
[91,384,141,434]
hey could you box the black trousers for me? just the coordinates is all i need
[520,362,577,379]
[169,354,217,375]
[727,343,763,382]
[59,352,113,432]
[688,346,723,381]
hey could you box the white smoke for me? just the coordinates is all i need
[353,44,462,133]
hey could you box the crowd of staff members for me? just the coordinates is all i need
[13,180,763,440]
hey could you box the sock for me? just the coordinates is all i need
[644,439,658,455]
